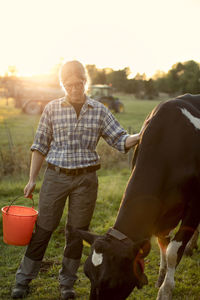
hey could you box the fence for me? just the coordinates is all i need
[0,123,135,180]
[0,120,36,179]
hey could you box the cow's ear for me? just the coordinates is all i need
[77,230,101,245]
[135,272,148,289]
[134,240,150,289]
[136,239,151,258]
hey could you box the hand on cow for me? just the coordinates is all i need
[139,117,151,137]
[24,180,36,198]
[126,116,151,149]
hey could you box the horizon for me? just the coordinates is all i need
[3,58,200,81]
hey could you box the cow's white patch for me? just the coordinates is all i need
[157,240,182,298]
[166,240,182,267]
[159,246,166,270]
[181,108,200,130]
[92,249,103,267]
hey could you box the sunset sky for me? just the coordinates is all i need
[1,0,200,78]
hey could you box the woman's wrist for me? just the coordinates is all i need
[29,178,36,185]
[125,133,140,149]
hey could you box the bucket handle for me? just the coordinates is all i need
[6,195,35,213]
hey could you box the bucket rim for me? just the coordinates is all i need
[1,205,38,217]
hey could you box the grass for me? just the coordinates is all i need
[0,95,200,299]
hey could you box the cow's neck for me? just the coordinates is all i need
[113,173,161,242]
[113,204,153,242]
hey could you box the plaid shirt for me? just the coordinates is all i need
[31,96,129,169]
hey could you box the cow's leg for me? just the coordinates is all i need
[184,223,199,256]
[156,239,181,300]
[156,235,171,288]
[89,286,100,300]
[157,219,199,300]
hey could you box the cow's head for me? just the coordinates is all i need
[79,229,151,300]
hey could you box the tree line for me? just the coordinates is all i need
[86,60,200,99]
[1,60,200,103]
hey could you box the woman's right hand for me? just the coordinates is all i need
[24,181,36,198]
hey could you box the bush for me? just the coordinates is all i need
[97,139,130,169]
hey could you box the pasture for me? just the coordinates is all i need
[0,95,199,299]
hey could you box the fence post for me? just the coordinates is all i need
[4,120,15,165]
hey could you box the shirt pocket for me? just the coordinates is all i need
[53,126,71,146]
[81,125,99,150]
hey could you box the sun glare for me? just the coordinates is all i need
[1,0,200,79]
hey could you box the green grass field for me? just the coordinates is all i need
[0,95,199,299]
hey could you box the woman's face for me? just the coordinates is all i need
[63,75,86,103]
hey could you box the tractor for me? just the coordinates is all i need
[88,84,124,113]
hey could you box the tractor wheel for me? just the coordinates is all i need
[101,101,109,109]
[116,103,125,113]
[23,101,42,115]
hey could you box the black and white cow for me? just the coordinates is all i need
[79,94,200,300]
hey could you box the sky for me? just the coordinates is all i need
[1,0,200,78]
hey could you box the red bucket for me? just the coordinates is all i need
[1,196,38,246]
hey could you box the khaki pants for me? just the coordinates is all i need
[15,167,98,285]
[37,167,98,231]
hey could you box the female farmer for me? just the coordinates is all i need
[12,60,142,299]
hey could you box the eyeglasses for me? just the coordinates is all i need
[63,81,85,91]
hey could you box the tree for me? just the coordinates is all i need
[164,63,184,95]
[144,79,158,99]
[106,68,130,91]
[179,60,200,94]
[156,60,200,95]
[86,65,107,85]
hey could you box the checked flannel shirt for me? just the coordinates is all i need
[31,96,129,169]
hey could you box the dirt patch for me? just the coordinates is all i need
[40,260,60,273]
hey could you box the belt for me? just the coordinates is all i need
[47,163,100,176]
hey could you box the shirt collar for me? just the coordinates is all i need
[61,95,94,109]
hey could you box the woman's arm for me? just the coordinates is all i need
[125,133,140,149]
[24,150,45,198]
[125,116,151,149]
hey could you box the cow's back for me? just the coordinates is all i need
[175,93,200,115]
[132,94,200,169]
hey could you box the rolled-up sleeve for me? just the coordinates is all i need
[101,110,129,153]
[31,104,53,156]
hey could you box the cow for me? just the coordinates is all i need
[79,94,200,300]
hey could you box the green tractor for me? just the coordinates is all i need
[88,84,124,113]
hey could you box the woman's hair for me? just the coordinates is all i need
[59,60,87,85]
